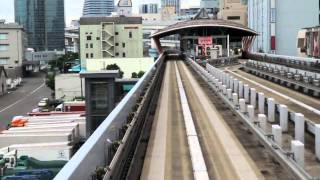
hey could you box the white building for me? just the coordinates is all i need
[117,0,132,16]
[248,0,319,56]
[0,20,26,78]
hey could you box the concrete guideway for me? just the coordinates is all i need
[225,65,320,124]
[141,61,193,180]
[142,59,263,180]
[178,61,263,180]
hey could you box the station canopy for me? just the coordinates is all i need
[150,9,258,39]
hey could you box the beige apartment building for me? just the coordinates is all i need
[219,0,248,26]
[0,20,26,78]
[79,16,143,67]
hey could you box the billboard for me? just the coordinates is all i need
[198,36,213,45]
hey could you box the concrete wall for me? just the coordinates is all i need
[55,74,85,101]
[219,0,248,26]
[276,0,319,56]
[86,57,155,78]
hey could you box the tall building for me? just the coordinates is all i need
[248,0,319,55]
[0,20,26,78]
[79,16,143,65]
[14,0,65,51]
[161,0,181,15]
[83,0,115,17]
[139,4,159,14]
[218,0,247,26]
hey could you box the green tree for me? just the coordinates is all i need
[131,72,138,78]
[46,73,55,91]
[49,52,79,73]
[106,64,124,78]
[137,71,145,78]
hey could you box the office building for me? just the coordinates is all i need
[14,0,65,51]
[83,0,115,17]
[0,20,26,78]
[139,4,159,14]
[65,21,80,53]
[248,0,319,55]
[117,0,132,16]
[79,16,143,67]
[218,0,247,26]
[161,0,181,15]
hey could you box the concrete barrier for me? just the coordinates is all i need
[315,124,320,160]
[244,84,250,103]
[239,81,244,98]
[291,140,305,167]
[250,88,257,108]
[272,125,282,146]
[239,99,246,113]
[258,92,265,114]
[247,105,255,122]
[258,114,267,132]
[267,98,275,122]
[295,113,305,143]
[279,105,288,132]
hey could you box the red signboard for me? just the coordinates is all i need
[198,36,213,45]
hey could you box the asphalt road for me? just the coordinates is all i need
[0,73,52,130]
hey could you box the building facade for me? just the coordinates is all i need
[161,0,181,15]
[219,0,248,26]
[83,0,115,17]
[200,0,220,9]
[0,21,26,78]
[117,0,132,16]
[0,66,7,96]
[14,0,65,51]
[248,0,319,56]
[139,3,159,14]
[80,16,143,68]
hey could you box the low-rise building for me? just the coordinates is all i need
[0,20,26,78]
[79,16,143,69]
[0,66,7,96]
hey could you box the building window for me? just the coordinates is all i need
[122,52,126,57]
[0,44,8,51]
[115,52,119,56]
[122,43,125,48]
[270,8,276,23]
[115,43,119,46]
[129,32,132,38]
[90,43,93,48]
[96,37,100,40]
[86,43,89,48]
[87,36,92,40]
[0,57,9,65]
[227,16,241,20]
[115,32,119,35]
[91,53,94,58]
[86,53,89,58]
[0,33,8,40]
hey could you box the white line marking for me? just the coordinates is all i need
[0,83,45,113]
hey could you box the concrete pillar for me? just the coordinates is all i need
[226,75,230,88]
[214,79,219,87]
[233,79,238,94]
[295,113,305,143]
[250,88,257,108]
[258,92,265,114]
[258,114,267,132]
[218,82,223,91]
[272,125,282,146]
[244,84,250,103]
[239,99,246,113]
[222,85,227,95]
[238,81,243,98]
[229,78,234,92]
[267,98,275,122]
[233,93,239,106]
[291,140,305,167]
[315,124,320,161]
[247,105,255,122]
[279,105,288,132]
[227,89,232,100]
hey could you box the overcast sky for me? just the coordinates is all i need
[0,0,200,25]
